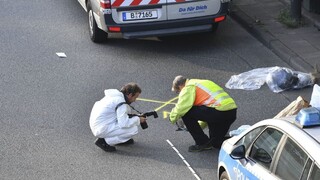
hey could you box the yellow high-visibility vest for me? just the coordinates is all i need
[190,79,237,111]
[170,79,237,123]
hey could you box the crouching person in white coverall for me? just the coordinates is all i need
[89,82,147,152]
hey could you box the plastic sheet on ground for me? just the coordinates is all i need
[225,66,315,93]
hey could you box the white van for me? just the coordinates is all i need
[78,0,230,42]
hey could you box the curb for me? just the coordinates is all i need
[229,5,314,72]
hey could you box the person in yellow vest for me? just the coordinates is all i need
[170,75,237,152]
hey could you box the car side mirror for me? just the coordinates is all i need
[230,145,245,159]
[253,148,272,164]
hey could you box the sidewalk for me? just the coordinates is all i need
[230,0,320,73]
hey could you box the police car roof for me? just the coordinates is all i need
[281,116,320,144]
[254,116,320,163]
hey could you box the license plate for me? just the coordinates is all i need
[122,10,158,21]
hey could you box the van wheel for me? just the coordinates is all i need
[212,23,219,32]
[219,171,229,180]
[87,2,108,43]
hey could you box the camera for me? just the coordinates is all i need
[129,111,158,129]
[140,111,158,129]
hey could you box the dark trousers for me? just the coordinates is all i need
[182,106,237,146]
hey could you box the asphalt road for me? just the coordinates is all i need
[0,0,313,179]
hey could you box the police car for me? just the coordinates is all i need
[218,107,320,180]
[78,0,230,42]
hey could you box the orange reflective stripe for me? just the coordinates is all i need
[194,83,225,107]
[194,86,210,105]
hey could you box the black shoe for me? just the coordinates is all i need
[188,143,213,152]
[94,138,116,152]
[117,139,134,145]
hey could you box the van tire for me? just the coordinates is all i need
[219,171,229,180]
[87,1,108,43]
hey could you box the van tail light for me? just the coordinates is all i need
[108,26,121,32]
[100,0,111,9]
[214,16,226,22]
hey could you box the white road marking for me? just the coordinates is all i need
[166,139,201,180]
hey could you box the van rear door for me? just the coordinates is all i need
[110,0,168,24]
[167,0,221,20]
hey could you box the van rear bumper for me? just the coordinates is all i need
[122,24,213,39]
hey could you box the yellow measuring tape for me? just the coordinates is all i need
[137,98,176,105]
[154,96,178,112]
[136,96,178,119]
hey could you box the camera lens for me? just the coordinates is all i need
[141,122,148,129]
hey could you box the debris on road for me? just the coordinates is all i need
[225,66,316,93]
[56,52,67,58]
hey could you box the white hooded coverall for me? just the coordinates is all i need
[89,89,140,146]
